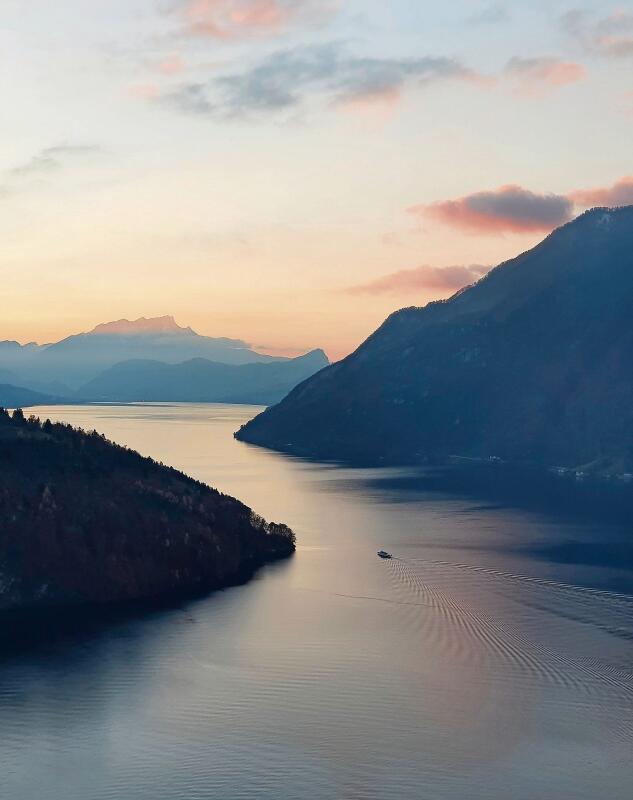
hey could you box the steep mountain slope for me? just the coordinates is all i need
[0,409,294,611]
[78,349,330,404]
[0,316,294,390]
[237,207,633,472]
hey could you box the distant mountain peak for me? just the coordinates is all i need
[88,316,196,337]
[300,348,329,364]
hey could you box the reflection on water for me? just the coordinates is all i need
[1,404,632,800]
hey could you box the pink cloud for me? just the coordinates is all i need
[346,265,491,295]
[596,33,633,58]
[129,82,161,100]
[505,57,586,95]
[158,55,185,75]
[563,10,633,59]
[337,85,402,121]
[381,232,403,247]
[180,0,334,39]
[413,184,574,235]
[569,176,633,207]
[343,85,401,107]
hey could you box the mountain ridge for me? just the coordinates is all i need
[0,315,326,393]
[78,349,330,405]
[236,206,633,473]
[87,315,196,337]
[0,383,67,409]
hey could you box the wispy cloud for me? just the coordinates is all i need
[504,56,585,95]
[467,2,509,26]
[1,144,105,200]
[562,9,633,58]
[412,185,574,235]
[345,264,491,295]
[7,144,103,180]
[163,43,487,118]
[170,0,338,40]
[569,175,633,207]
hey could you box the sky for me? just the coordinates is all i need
[1,0,632,360]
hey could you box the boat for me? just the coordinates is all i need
[377,550,392,559]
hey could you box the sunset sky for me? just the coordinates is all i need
[1,0,632,360]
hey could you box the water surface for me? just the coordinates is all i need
[2,404,632,800]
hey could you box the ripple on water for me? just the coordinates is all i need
[0,403,632,800]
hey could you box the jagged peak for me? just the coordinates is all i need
[300,348,329,362]
[87,316,196,337]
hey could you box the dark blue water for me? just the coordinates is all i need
[1,404,632,800]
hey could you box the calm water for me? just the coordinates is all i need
[2,404,633,800]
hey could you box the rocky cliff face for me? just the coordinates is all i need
[237,206,633,474]
[0,409,294,611]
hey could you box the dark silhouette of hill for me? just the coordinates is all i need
[0,316,323,391]
[237,206,633,474]
[77,349,329,404]
[0,408,294,611]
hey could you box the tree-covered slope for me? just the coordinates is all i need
[0,409,294,610]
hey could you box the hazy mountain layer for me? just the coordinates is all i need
[0,384,63,409]
[78,349,329,404]
[0,316,302,390]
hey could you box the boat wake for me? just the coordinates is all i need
[382,556,633,742]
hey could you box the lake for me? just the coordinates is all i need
[2,403,632,800]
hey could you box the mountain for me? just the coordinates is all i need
[0,383,64,409]
[0,316,315,391]
[88,316,196,336]
[78,349,329,404]
[237,206,633,474]
[0,408,294,611]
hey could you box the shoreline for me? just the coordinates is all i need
[0,547,295,653]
